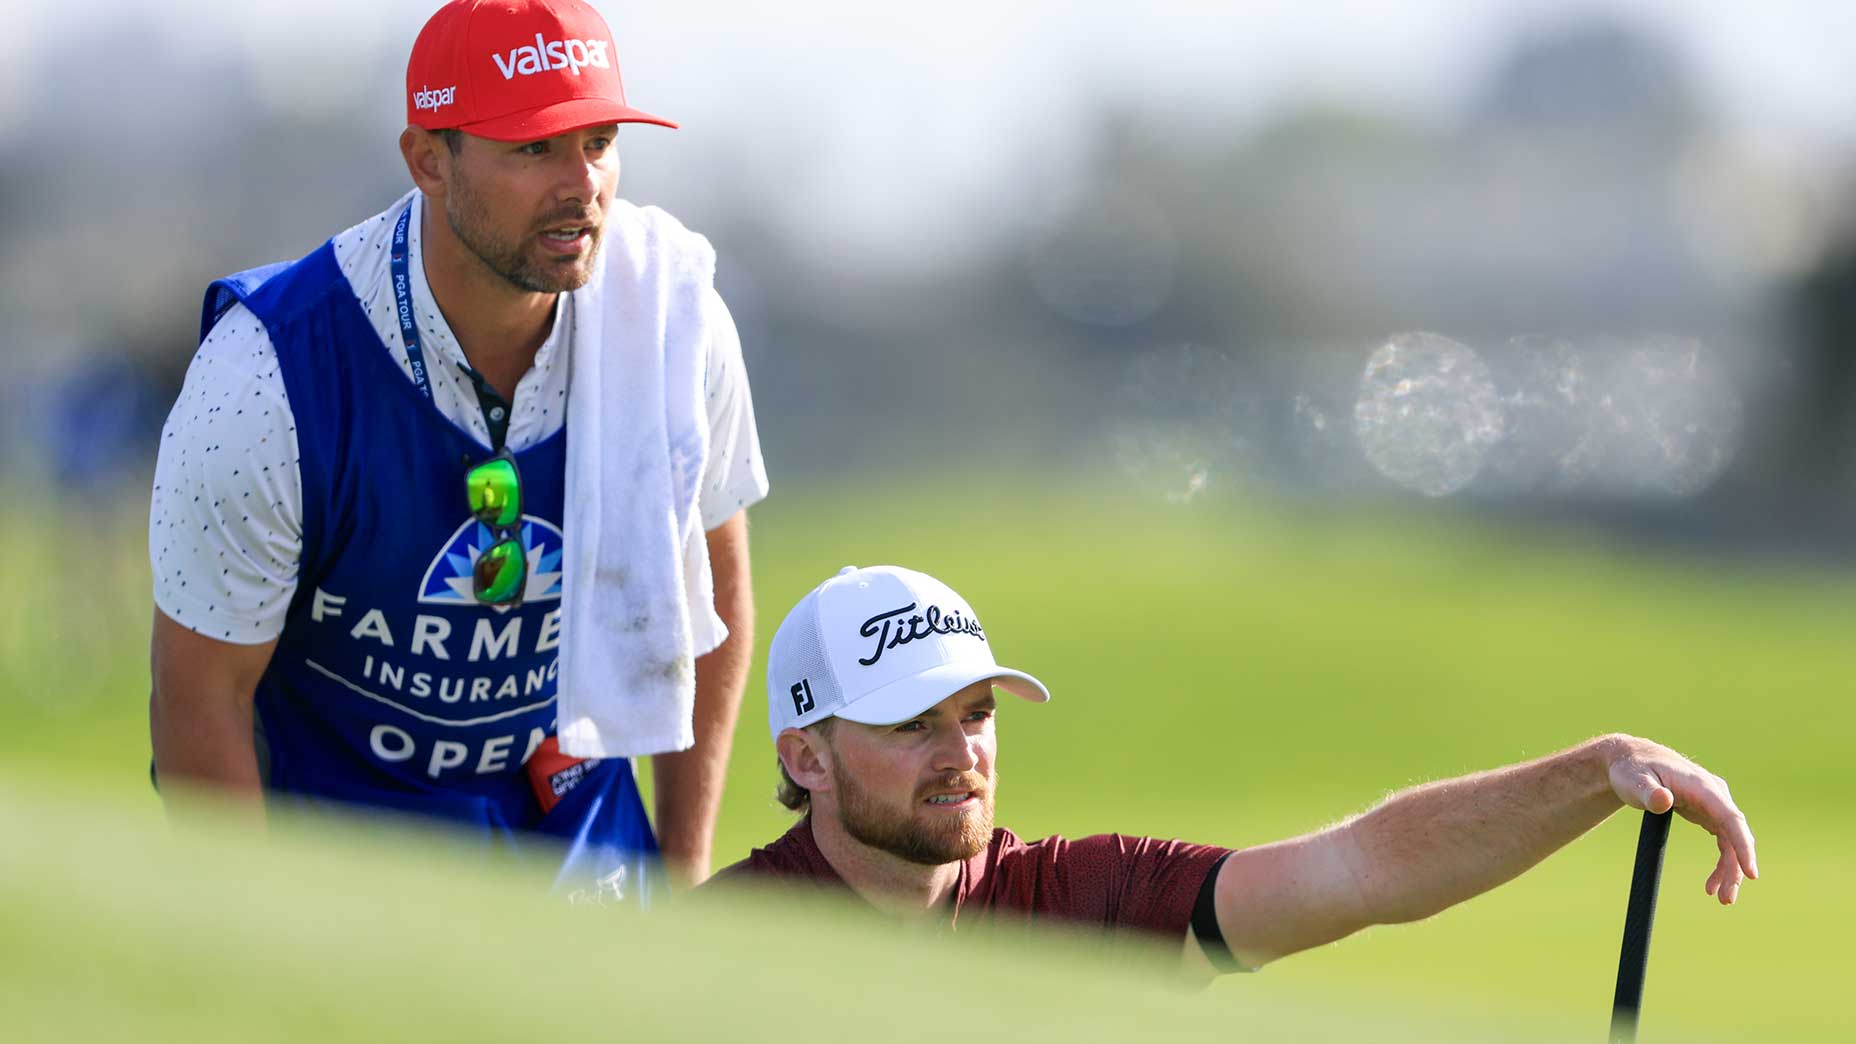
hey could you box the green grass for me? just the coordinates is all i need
[0,782,1621,1044]
[5,480,1850,1041]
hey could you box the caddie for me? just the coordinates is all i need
[708,566,1758,973]
[148,0,769,894]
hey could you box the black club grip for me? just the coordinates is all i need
[1609,809,1673,1043]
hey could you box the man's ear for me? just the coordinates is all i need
[399,126,451,201]
[777,727,832,794]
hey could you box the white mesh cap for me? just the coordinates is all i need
[766,565,1051,740]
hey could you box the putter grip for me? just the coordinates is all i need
[1609,809,1673,1044]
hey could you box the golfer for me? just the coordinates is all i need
[709,566,1757,973]
[149,0,768,893]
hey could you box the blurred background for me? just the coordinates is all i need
[9,0,1856,532]
[3,1,1854,1041]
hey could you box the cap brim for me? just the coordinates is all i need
[833,662,1051,727]
[458,97,678,141]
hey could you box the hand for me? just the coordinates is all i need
[1602,734,1759,905]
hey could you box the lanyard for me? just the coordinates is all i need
[389,205,433,403]
[390,203,512,451]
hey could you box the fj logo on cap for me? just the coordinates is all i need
[412,84,456,112]
[790,680,815,715]
[492,35,612,80]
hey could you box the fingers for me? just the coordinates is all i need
[1722,801,1758,880]
[1606,738,1761,903]
[1705,835,1745,905]
[1674,777,1758,882]
[1674,775,1754,904]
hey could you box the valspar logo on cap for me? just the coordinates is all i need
[412,84,456,112]
[492,34,613,80]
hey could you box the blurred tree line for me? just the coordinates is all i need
[2,13,1852,553]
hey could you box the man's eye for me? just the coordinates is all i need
[586,137,613,152]
[894,721,925,733]
[518,142,547,156]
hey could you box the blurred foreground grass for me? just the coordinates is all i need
[5,479,1851,1041]
[0,783,1608,1044]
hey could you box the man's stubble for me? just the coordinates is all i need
[444,164,602,295]
[831,760,996,867]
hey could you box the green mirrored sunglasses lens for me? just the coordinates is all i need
[474,539,526,603]
[466,458,521,528]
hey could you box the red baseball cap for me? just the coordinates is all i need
[405,0,677,141]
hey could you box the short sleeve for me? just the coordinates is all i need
[1017,833,1233,936]
[697,288,770,530]
[148,303,304,644]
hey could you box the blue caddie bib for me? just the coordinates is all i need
[200,234,657,902]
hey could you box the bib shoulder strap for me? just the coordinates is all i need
[198,240,346,342]
[199,261,292,342]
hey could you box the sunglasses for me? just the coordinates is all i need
[465,448,526,605]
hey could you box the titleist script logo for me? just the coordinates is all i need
[858,603,985,667]
[493,35,612,79]
[412,84,456,112]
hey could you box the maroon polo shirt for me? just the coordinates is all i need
[708,817,1231,940]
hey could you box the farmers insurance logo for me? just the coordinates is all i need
[417,515,565,612]
[492,35,612,79]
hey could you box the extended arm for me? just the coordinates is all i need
[651,510,754,887]
[149,609,277,819]
[1199,734,1758,971]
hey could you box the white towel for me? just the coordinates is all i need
[556,202,727,759]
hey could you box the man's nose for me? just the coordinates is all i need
[554,151,601,205]
[932,727,981,773]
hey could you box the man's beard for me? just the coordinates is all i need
[444,168,602,294]
[832,764,995,866]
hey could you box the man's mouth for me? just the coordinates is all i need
[537,218,597,254]
[922,789,980,810]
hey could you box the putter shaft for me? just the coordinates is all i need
[1609,809,1673,1043]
